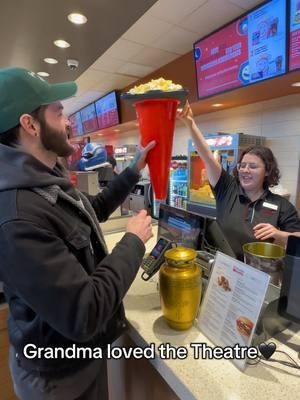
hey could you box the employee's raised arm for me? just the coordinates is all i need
[177,101,222,188]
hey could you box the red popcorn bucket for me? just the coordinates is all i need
[135,98,179,200]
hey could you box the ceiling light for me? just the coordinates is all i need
[68,13,87,25]
[291,82,300,87]
[37,72,50,77]
[113,129,120,132]
[212,103,224,107]
[44,58,58,64]
[54,39,70,48]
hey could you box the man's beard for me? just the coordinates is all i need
[39,120,74,157]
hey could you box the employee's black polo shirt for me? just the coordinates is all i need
[212,170,300,260]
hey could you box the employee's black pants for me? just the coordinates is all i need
[9,347,109,400]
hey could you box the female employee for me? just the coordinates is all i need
[178,102,300,260]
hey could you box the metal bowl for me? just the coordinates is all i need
[243,242,285,286]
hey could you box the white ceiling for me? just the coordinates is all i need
[63,0,263,115]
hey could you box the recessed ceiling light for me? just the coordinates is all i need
[212,103,224,107]
[44,58,58,64]
[291,82,300,87]
[54,39,70,48]
[68,13,87,25]
[113,129,120,132]
[37,72,50,77]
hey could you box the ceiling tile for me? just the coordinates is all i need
[130,47,179,68]
[178,0,245,36]
[116,62,154,77]
[151,26,201,55]
[90,56,125,73]
[122,14,173,46]
[148,0,207,25]
[76,70,110,92]
[228,0,263,10]
[77,90,105,104]
[93,74,137,92]
[103,38,145,61]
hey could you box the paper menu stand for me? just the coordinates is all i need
[198,251,270,370]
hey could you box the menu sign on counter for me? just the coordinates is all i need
[194,0,286,99]
[198,252,270,370]
[289,0,300,71]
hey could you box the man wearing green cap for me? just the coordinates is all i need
[0,67,154,399]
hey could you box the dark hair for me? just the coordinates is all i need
[234,145,280,188]
[0,106,45,147]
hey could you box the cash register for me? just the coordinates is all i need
[141,204,206,281]
[141,204,235,281]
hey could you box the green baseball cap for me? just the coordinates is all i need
[0,67,77,134]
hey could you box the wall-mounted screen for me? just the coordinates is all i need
[194,0,287,99]
[95,91,120,129]
[80,103,98,134]
[289,0,300,71]
[69,111,84,137]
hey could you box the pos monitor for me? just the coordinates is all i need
[158,204,206,250]
[278,236,300,325]
[203,217,237,259]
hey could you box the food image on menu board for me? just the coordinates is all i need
[217,275,231,292]
[236,316,254,337]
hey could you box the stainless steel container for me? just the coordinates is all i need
[243,242,285,286]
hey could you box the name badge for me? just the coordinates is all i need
[263,201,278,211]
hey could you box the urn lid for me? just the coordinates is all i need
[164,247,197,264]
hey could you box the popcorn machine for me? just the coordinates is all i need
[187,133,265,215]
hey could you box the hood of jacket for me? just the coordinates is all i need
[0,144,72,192]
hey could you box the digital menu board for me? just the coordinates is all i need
[95,91,120,129]
[69,111,84,137]
[80,103,98,134]
[194,0,286,99]
[289,0,300,71]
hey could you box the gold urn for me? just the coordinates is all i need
[159,247,202,330]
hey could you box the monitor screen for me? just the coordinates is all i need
[278,236,300,325]
[194,0,287,99]
[80,103,98,134]
[95,91,120,129]
[69,112,84,137]
[158,204,205,249]
[289,0,300,71]
[204,217,237,259]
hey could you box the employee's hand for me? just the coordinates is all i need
[132,141,156,172]
[126,210,153,244]
[177,100,194,128]
[253,223,288,244]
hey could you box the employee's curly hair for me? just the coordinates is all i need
[234,145,280,188]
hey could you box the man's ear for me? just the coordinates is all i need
[19,114,40,137]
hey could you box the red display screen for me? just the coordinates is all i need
[95,91,119,129]
[69,112,84,137]
[289,0,300,71]
[80,103,98,134]
[194,0,287,99]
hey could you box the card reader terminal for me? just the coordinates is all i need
[141,238,172,281]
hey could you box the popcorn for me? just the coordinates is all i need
[128,78,182,94]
